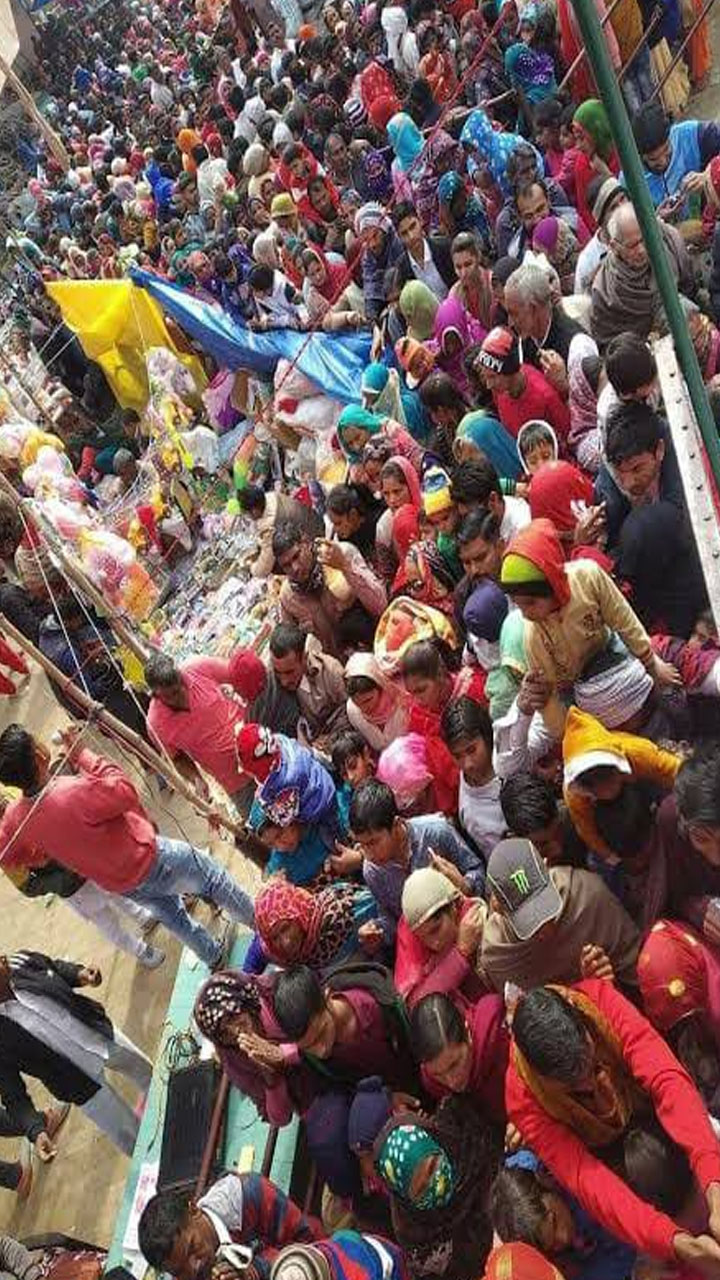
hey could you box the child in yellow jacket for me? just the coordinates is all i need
[499,519,679,737]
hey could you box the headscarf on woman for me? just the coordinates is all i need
[387,112,424,172]
[437,171,491,243]
[377,1124,455,1207]
[399,281,440,342]
[432,296,486,395]
[345,650,411,750]
[393,541,457,615]
[377,732,459,816]
[504,41,557,104]
[394,868,488,1007]
[301,246,347,303]
[373,1100,500,1280]
[574,99,616,162]
[616,501,707,638]
[393,504,422,560]
[362,362,430,441]
[254,880,374,972]
[360,61,398,112]
[375,597,460,675]
[387,115,461,227]
[460,109,541,196]
[369,93,402,131]
[572,100,619,231]
[453,411,522,479]
[568,345,603,473]
[384,454,423,509]
[337,404,388,462]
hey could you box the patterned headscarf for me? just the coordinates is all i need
[194,971,262,1040]
[376,1123,455,1208]
[254,882,356,969]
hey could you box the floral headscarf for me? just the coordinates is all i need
[460,109,540,196]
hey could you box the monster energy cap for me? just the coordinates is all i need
[486,838,562,942]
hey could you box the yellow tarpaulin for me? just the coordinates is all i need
[47,279,206,411]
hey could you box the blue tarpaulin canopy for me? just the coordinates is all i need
[130,268,371,403]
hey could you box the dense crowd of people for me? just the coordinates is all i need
[2,0,720,1275]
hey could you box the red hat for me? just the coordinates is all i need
[235,723,279,781]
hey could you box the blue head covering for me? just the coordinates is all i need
[438,171,464,206]
[454,411,522,479]
[459,110,541,196]
[387,112,424,173]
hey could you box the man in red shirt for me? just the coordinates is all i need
[507,980,720,1270]
[475,327,570,444]
[0,725,254,970]
[145,648,297,809]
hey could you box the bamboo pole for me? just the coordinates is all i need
[0,51,70,172]
[0,611,256,850]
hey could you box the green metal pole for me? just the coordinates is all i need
[570,0,720,486]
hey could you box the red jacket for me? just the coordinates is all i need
[506,977,720,1260]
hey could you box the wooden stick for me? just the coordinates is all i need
[0,52,70,172]
[0,611,255,850]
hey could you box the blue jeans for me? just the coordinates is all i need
[126,836,254,966]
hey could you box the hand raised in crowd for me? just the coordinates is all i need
[315,538,347,572]
[538,349,568,397]
[358,920,385,954]
[653,656,683,688]
[516,671,553,716]
[429,851,470,895]
[573,502,607,549]
[326,842,364,878]
[580,944,614,983]
[457,901,486,958]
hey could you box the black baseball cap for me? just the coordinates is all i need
[486,838,562,941]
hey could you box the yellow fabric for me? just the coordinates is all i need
[513,984,642,1147]
[562,707,681,859]
[46,280,206,411]
[523,559,656,737]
